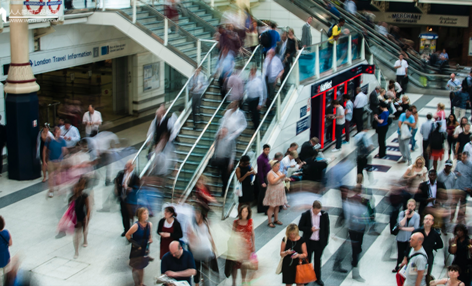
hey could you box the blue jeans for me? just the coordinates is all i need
[410,128,418,150]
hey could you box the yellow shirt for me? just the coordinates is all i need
[328,25,341,44]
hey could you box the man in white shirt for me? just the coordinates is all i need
[420,113,434,168]
[280,151,305,176]
[219,101,247,141]
[82,104,102,137]
[345,0,357,15]
[394,54,408,95]
[263,49,284,110]
[189,66,208,130]
[446,73,462,91]
[245,65,266,129]
[353,87,367,133]
[301,17,313,48]
[60,119,81,148]
[331,100,345,152]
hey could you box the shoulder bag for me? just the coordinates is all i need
[295,258,317,284]
[275,236,287,274]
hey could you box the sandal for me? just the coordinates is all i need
[268,222,275,228]
[274,221,283,225]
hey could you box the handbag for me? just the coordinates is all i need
[235,181,243,197]
[295,258,317,284]
[400,123,411,140]
[275,236,287,274]
[391,223,400,235]
[242,252,259,270]
[57,201,77,235]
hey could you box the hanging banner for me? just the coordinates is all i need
[9,0,64,21]
[372,12,469,28]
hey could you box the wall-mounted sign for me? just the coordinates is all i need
[296,117,310,135]
[143,62,160,92]
[300,105,307,118]
[372,12,469,28]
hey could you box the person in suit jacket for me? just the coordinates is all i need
[369,86,381,115]
[301,17,313,48]
[115,160,141,236]
[414,169,445,220]
[298,200,329,286]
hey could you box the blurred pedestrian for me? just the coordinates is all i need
[281,28,298,83]
[428,122,446,170]
[0,115,6,176]
[82,104,102,137]
[188,205,217,286]
[393,199,419,272]
[45,126,68,198]
[264,49,284,111]
[227,68,244,102]
[194,175,216,209]
[343,94,353,144]
[70,177,90,259]
[147,105,175,150]
[331,100,345,153]
[420,113,434,168]
[245,20,259,51]
[161,241,197,285]
[189,66,208,130]
[453,152,472,222]
[410,106,419,151]
[326,18,345,70]
[212,127,235,197]
[453,89,469,120]
[236,155,256,211]
[374,101,389,158]
[455,124,470,159]
[448,224,472,286]
[354,128,374,182]
[0,216,12,276]
[398,106,415,165]
[345,0,357,15]
[353,87,368,133]
[38,123,53,182]
[262,22,281,56]
[263,160,287,228]
[280,223,307,286]
[115,160,141,236]
[126,207,153,286]
[298,201,329,285]
[220,101,247,141]
[231,205,255,285]
[301,17,312,48]
[245,64,265,130]
[446,114,458,159]
[157,206,183,260]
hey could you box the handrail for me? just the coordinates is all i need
[131,41,218,165]
[173,45,262,203]
[221,47,305,219]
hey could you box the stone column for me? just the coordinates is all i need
[4,2,41,180]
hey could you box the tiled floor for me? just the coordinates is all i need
[0,93,462,286]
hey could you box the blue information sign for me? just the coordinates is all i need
[296,117,310,135]
[300,106,307,118]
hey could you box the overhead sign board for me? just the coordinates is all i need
[372,12,469,27]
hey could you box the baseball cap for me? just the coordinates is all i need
[445,160,453,166]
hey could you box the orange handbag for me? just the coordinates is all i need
[295,258,317,284]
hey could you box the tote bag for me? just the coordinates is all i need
[400,124,411,140]
[295,258,317,284]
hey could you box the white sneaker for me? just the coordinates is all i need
[332,148,341,153]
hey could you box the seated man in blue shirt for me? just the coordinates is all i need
[161,241,197,285]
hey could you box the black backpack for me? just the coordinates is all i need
[260,31,272,48]
[429,124,445,150]
[326,24,336,38]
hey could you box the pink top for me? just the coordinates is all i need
[435,110,445,121]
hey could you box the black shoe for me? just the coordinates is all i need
[121,232,126,237]
[333,265,348,273]
[315,280,324,286]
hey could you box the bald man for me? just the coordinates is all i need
[401,232,428,286]
[412,214,443,283]
[161,241,196,285]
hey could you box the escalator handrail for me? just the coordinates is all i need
[221,47,305,219]
[131,41,219,164]
[172,45,262,203]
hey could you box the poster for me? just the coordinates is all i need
[143,62,160,91]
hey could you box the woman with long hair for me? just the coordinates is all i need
[446,114,459,157]
[402,156,428,182]
[453,117,468,139]
[39,123,53,182]
[71,177,90,259]
[449,224,472,286]
[231,205,255,285]
[157,206,183,259]
[126,207,153,286]
[236,155,255,211]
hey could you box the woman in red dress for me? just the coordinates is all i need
[231,205,256,285]
[157,206,183,259]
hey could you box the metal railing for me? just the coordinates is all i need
[221,47,305,219]
[131,41,219,171]
[171,45,262,203]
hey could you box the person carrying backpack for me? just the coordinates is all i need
[324,18,346,70]
[428,121,446,171]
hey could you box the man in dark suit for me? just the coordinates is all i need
[115,160,140,236]
[414,169,445,220]
[369,86,380,115]
[299,137,319,162]
[298,200,330,286]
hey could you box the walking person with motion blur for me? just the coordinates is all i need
[189,66,208,130]
[231,205,256,286]
[428,122,447,171]
[263,161,287,228]
[398,107,416,165]
[344,94,354,144]
[264,49,284,111]
[126,207,153,286]
[115,161,141,237]
[301,17,312,48]
[0,216,12,277]
[71,177,90,259]
[280,224,308,286]
[446,114,459,159]
[157,206,183,260]
[236,155,256,211]
[45,126,68,198]
[245,64,265,130]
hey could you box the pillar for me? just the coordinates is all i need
[4,2,41,180]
